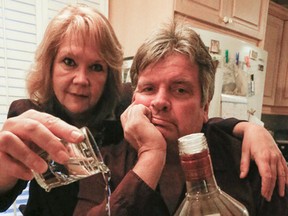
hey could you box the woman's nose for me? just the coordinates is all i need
[73,67,89,85]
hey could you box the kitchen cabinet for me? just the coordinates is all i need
[109,0,269,57]
[262,2,288,115]
[174,0,269,42]
[109,0,174,57]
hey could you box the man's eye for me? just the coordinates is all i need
[63,58,75,66]
[143,87,153,92]
[91,63,103,72]
[174,87,191,96]
[177,88,186,94]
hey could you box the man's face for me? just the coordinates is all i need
[133,53,209,143]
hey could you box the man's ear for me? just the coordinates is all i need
[203,102,210,123]
[131,93,136,102]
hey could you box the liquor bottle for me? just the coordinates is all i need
[175,133,249,216]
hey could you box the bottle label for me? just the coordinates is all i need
[180,149,213,180]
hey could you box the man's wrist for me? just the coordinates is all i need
[133,149,166,190]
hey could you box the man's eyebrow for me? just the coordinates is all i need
[172,79,193,85]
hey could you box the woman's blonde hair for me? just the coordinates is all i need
[27,4,123,118]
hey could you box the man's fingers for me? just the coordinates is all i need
[255,155,276,201]
[277,157,288,197]
[281,156,288,185]
[260,173,273,202]
[240,153,250,179]
[240,144,251,179]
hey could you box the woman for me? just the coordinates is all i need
[0,4,123,215]
[0,4,286,216]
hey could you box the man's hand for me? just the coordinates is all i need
[120,104,166,189]
[233,122,288,201]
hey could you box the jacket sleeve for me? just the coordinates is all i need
[0,180,28,212]
[205,117,246,136]
[83,171,167,216]
[205,122,288,216]
[73,140,169,216]
[7,99,40,118]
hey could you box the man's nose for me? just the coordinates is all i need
[151,90,171,112]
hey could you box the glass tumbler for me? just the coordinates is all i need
[32,127,110,192]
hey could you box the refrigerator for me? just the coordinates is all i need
[193,27,267,124]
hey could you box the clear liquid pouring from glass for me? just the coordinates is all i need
[32,127,112,216]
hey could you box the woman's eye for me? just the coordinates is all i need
[63,58,75,67]
[91,63,104,72]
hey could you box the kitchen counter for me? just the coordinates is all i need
[261,114,288,132]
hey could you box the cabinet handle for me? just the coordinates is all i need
[223,16,233,24]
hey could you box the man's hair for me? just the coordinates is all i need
[130,20,216,106]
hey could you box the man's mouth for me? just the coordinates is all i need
[152,117,172,128]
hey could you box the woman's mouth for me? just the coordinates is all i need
[70,92,89,98]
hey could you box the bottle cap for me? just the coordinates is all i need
[178,133,208,154]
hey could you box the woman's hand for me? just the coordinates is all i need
[0,109,84,193]
[233,122,288,201]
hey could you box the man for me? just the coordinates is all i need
[117,21,288,215]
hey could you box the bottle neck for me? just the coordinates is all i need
[180,149,219,196]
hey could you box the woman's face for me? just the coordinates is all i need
[52,37,108,115]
